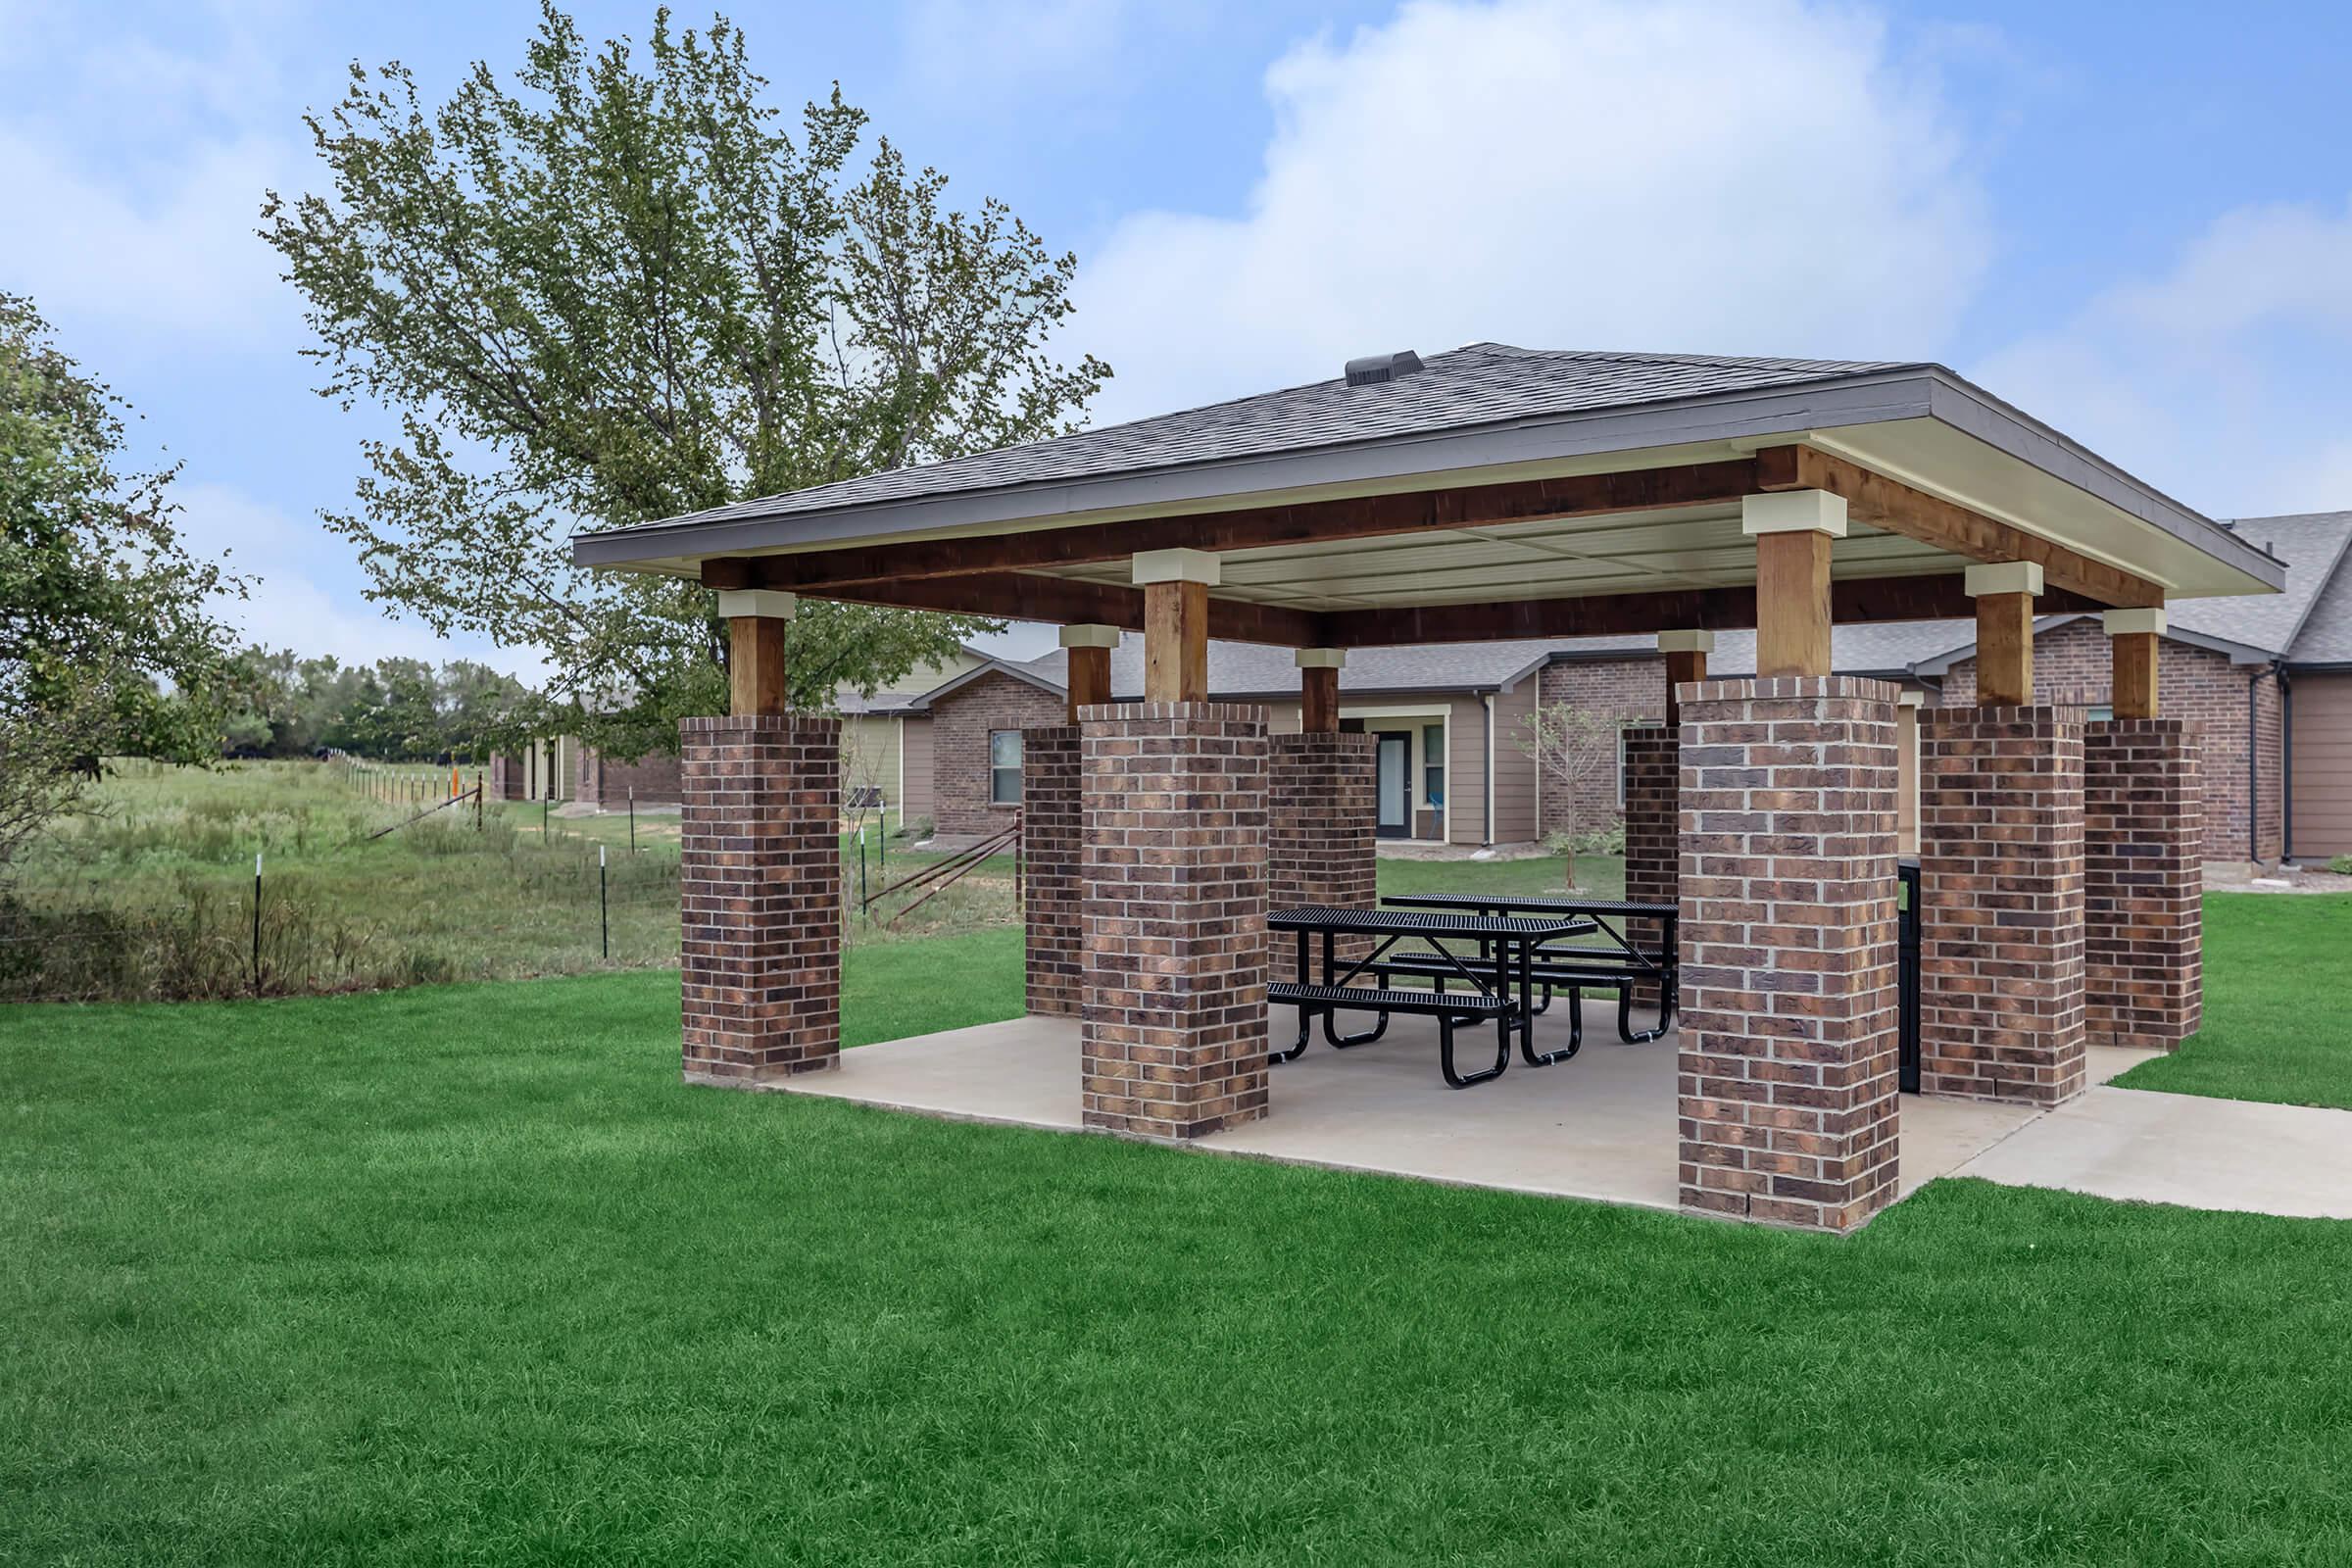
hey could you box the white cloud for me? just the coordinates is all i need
[172,482,545,679]
[1974,197,2352,518]
[0,5,302,342]
[1070,0,1990,423]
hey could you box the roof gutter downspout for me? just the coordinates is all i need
[1483,694,1495,848]
[2279,662,2294,863]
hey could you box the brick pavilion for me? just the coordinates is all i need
[573,345,2281,1234]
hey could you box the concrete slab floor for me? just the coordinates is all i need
[780,1006,2046,1213]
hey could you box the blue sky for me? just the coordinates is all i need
[5,0,2349,671]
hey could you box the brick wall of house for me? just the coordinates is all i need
[1937,619,2281,862]
[574,746,684,809]
[928,671,1068,837]
[1536,656,1667,840]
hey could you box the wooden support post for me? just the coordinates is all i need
[1742,491,1844,679]
[1297,649,1345,732]
[718,590,796,716]
[1965,563,2043,709]
[1134,550,1217,705]
[1657,630,1712,725]
[2103,608,2166,719]
[1059,623,1119,722]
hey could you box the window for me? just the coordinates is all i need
[2084,705,2115,723]
[1422,724,1446,806]
[989,730,1022,805]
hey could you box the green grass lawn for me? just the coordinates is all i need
[10,912,2352,1564]
[2113,893,2352,1109]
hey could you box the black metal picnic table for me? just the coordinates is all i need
[1378,893,1680,1045]
[1266,906,1592,1088]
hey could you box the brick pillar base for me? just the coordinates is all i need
[678,715,843,1086]
[1022,725,1083,1016]
[1081,702,1270,1139]
[1621,726,1679,1006]
[2084,719,2203,1049]
[1919,707,2087,1104]
[1267,732,1376,964]
[1678,678,1900,1234]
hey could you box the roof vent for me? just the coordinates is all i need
[1345,350,1425,387]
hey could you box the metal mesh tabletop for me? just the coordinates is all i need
[1382,893,1674,918]
[1268,907,1583,939]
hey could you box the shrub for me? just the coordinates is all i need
[2329,855,2352,876]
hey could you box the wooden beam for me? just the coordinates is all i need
[1755,445,2163,609]
[1300,664,1340,732]
[2111,630,2159,719]
[1315,571,2098,648]
[1066,644,1111,722]
[742,566,1325,648]
[1975,591,2035,707]
[727,615,789,716]
[1146,580,1208,703]
[706,458,1770,591]
[1755,529,1834,678]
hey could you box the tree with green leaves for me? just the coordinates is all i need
[0,294,240,869]
[263,4,1108,760]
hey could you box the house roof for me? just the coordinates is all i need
[2179,511,2352,659]
[2287,514,2352,667]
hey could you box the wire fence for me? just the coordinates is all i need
[1,758,1012,1004]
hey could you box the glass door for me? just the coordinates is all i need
[1376,732,1410,839]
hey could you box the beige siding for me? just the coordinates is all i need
[899,717,936,827]
[2292,673,2352,858]
[1490,677,1539,843]
[841,715,904,821]
[1446,696,1487,845]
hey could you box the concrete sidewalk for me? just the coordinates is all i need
[1954,1080,2352,1221]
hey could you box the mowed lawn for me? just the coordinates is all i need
[2113,892,2352,1108]
[9,907,2352,1562]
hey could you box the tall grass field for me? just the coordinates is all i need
[0,760,1012,1002]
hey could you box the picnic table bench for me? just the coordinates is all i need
[1267,906,1591,1088]
[1377,894,1679,1046]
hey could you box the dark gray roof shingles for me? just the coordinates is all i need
[639,344,1913,531]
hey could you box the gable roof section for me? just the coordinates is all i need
[2176,511,2352,658]
[2286,514,2352,666]
[906,658,1069,710]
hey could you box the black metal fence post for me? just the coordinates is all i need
[251,851,262,996]
[858,827,868,923]
[599,844,610,958]
[628,787,637,854]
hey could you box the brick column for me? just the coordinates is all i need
[1679,677,1900,1234]
[1021,724,1084,1016]
[1621,725,1679,1006]
[1268,731,1376,962]
[678,714,842,1086]
[1081,702,1270,1139]
[2083,718,2203,1050]
[1918,707,2087,1104]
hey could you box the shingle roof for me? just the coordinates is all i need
[642,344,1913,530]
[2280,514,2352,664]
[2174,511,2352,658]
